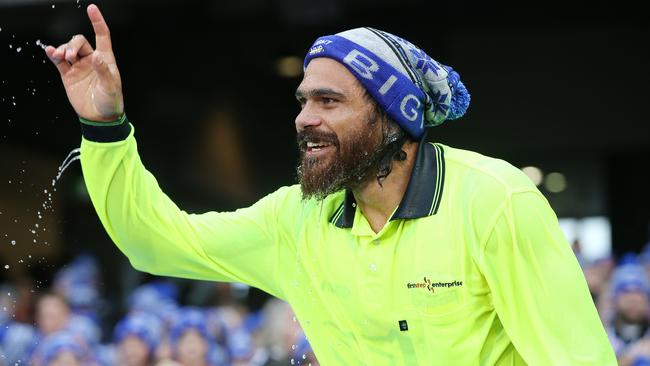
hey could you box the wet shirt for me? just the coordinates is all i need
[80,119,616,365]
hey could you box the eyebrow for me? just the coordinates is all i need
[295,88,346,101]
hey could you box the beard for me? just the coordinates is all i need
[296,118,386,201]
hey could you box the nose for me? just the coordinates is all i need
[295,103,322,132]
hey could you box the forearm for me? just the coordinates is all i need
[78,118,294,298]
[80,122,207,277]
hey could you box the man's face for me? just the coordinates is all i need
[295,58,384,200]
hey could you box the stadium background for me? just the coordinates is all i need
[0,0,648,364]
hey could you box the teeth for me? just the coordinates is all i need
[307,142,329,148]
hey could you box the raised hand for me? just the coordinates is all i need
[45,4,123,122]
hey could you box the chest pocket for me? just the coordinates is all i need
[408,275,465,315]
[399,241,468,322]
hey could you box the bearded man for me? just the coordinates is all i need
[45,4,615,364]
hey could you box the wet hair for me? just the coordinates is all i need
[363,89,414,185]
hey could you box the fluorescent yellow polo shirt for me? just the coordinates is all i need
[79,119,616,365]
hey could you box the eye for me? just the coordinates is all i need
[321,97,336,105]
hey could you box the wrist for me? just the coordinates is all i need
[79,113,131,142]
[79,113,126,126]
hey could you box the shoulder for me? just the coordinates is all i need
[260,184,346,224]
[436,143,542,232]
[438,143,537,197]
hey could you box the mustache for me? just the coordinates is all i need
[296,129,340,150]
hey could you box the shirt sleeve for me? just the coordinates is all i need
[79,124,298,300]
[476,189,616,365]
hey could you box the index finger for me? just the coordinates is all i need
[87,4,112,52]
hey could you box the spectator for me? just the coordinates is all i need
[113,313,163,366]
[37,331,91,366]
[0,320,37,365]
[207,305,255,365]
[35,292,71,336]
[252,299,305,366]
[129,280,179,324]
[52,254,102,318]
[607,262,650,365]
[169,307,221,366]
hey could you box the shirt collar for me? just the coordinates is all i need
[330,141,446,229]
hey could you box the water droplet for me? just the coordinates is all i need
[302,354,307,359]
[291,344,296,350]
[4,265,9,269]
[16,47,21,53]
[290,359,295,365]
[51,4,55,8]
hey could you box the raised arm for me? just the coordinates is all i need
[44,5,298,299]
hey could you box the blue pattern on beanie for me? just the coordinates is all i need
[304,27,470,139]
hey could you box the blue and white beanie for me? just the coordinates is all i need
[113,313,164,353]
[169,307,212,344]
[611,263,650,299]
[304,27,470,139]
[39,331,88,365]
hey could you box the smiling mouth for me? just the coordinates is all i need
[306,141,335,152]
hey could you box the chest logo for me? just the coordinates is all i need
[406,277,463,293]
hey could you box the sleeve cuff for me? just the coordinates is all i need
[79,114,132,142]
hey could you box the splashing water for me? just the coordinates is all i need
[35,39,46,50]
[55,148,81,183]
[18,148,81,251]
[40,147,80,213]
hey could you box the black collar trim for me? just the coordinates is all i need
[330,142,445,229]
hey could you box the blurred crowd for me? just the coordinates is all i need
[4,239,650,365]
[582,243,650,366]
[0,255,318,366]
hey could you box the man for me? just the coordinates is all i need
[45,4,615,364]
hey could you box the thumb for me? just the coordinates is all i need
[92,52,113,82]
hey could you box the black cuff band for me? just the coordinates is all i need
[80,114,131,142]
